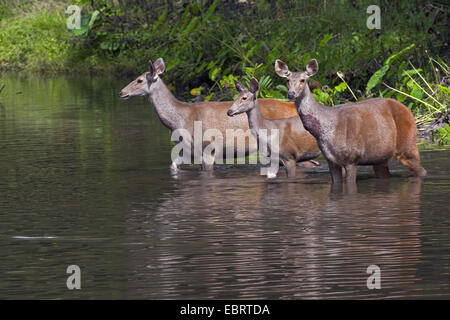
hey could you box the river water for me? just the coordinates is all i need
[0,75,449,299]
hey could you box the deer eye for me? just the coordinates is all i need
[300,79,305,83]
[137,79,143,83]
[242,96,247,101]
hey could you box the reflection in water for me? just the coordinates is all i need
[0,75,449,299]
[125,173,425,299]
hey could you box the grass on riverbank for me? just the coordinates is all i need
[0,1,72,73]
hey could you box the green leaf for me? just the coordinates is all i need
[205,93,215,101]
[100,40,110,50]
[263,89,286,100]
[397,61,407,80]
[88,10,99,30]
[396,93,406,102]
[406,79,415,89]
[181,16,199,38]
[72,27,87,36]
[438,85,450,95]
[258,75,272,89]
[334,82,347,93]
[209,67,220,81]
[246,40,262,59]
[384,44,415,66]
[276,85,288,94]
[401,69,422,78]
[190,86,204,96]
[153,9,167,29]
[313,89,331,105]
[384,90,394,98]
[366,65,390,95]
[410,89,423,100]
[320,33,332,48]
[203,0,217,23]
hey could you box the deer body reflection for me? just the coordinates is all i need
[126,170,423,299]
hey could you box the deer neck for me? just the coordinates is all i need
[148,78,187,131]
[246,99,265,138]
[294,84,331,140]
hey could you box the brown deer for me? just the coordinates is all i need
[227,78,320,178]
[118,58,300,171]
[275,58,427,184]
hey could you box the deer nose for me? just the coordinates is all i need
[287,91,295,100]
[118,91,130,99]
[227,109,233,117]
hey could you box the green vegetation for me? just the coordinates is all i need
[435,124,450,145]
[0,0,449,140]
[0,1,72,72]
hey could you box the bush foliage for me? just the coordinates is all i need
[0,0,448,127]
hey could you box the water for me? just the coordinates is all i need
[0,75,449,299]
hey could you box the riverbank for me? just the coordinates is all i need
[0,0,448,135]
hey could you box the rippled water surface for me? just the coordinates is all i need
[0,75,449,299]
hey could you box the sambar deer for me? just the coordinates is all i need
[275,58,427,184]
[227,78,320,178]
[118,58,299,171]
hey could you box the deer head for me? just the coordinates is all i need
[118,58,166,99]
[226,78,259,117]
[275,59,318,100]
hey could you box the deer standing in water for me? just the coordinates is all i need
[227,78,320,178]
[275,59,426,184]
[119,58,302,171]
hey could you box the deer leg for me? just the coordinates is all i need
[266,164,278,179]
[263,148,278,178]
[201,150,215,171]
[373,161,391,178]
[171,140,191,171]
[327,160,343,184]
[170,155,184,171]
[345,181,358,195]
[285,159,297,178]
[201,162,214,171]
[170,160,180,171]
[344,164,357,184]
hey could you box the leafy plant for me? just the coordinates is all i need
[241,64,286,100]
[365,44,415,96]
[312,78,354,106]
[382,57,449,125]
[0,0,448,129]
[432,124,450,145]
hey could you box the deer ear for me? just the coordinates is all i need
[147,61,155,81]
[153,58,166,75]
[306,59,318,77]
[249,77,259,95]
[148,60,155,74]
[234,80,247,92]
[275,59,291,78]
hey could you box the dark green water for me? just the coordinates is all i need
[0,75,449,299]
